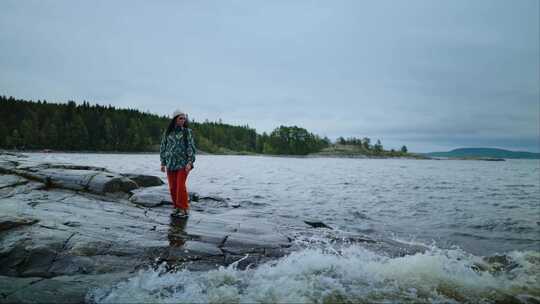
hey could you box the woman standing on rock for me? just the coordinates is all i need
[160,110,196,217]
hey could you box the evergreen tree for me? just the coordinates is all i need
[103,117,115,150]
[362,137,371,150]
[43,120,59,149]
[0,124,7,147]
[19,119,35,149]
[71,114,89,150]
[9,129,22,149]
[373,139,383,154]
[0,96,407,156]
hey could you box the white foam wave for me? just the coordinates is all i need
[88,246,540,304]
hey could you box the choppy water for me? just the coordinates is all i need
[89,247,539,304]
[27,153,540,303]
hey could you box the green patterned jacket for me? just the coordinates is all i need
[160,127,196,170]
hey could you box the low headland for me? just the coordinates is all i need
[2,95,417,159]
[424,147,540,160]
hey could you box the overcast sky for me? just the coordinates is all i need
[1,0,538,152]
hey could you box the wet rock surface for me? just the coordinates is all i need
[0,215,39,232]
[0,152,292,303]
[0,151,430,303]
[120,173,164,188]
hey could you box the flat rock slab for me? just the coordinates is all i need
[0,180,45,199]
[0,272,131,304]
[1,167,137,195]
[183,209,291,252]
[37,168,138,194]
[0,276,43,300]
[0,179,291,283]
[129,185,199,207]
[0,174,27,189]
[129,185,171,207]
[0,215,39,232]
[0,157,139,195]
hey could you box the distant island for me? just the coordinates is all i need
[425,148,540,160]
[308,142,427,159]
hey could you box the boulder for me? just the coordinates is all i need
[0,272,131,304]
[0,160,138,195]
[121,173,164,187]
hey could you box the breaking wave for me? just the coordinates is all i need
[88,245,539,304]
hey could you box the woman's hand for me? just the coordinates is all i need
[161,165,166,172]
[185,163,192,172]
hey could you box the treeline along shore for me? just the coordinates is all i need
[1,95,415,157]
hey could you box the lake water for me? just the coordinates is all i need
[29,153,540,303]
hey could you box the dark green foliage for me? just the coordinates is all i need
[2,97,145,151]
[1,96,411,156]
[0,96,169,152]
[327,136,409,157]
[373,139,383,154]
[194,120,258,153]
[261,125,329,155]
[0,96,329,155]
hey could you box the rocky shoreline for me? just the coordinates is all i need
[0,151,428,303]
[0,151,296,303]
[5,149,428,159]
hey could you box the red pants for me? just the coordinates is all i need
[166,169,190,210]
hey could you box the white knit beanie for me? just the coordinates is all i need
[172,110,187,118]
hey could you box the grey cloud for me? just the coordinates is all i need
[0,0,538,152]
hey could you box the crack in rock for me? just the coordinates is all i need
[83,172,101,191]
[0,180,29,190]
[46,232,77,274]
[0,216,39,231]
[218,235,229,248]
